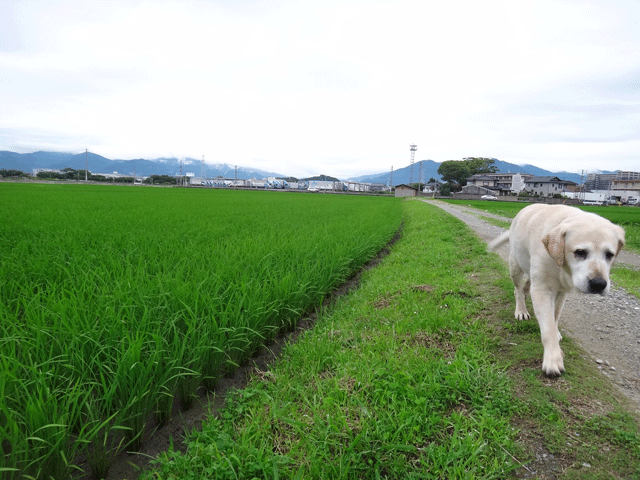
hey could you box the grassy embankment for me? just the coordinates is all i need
[144,199,640,479]
[443,199,640,300]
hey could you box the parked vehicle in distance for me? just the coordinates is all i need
[628,197,639,206]
[481,194,497,201]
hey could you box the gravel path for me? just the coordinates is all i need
[423,199,640,410]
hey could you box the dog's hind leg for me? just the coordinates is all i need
[510,261,531,320]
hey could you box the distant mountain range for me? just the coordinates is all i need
[0,151,284,181]
[347,159,596,186]
[0,150,608,186]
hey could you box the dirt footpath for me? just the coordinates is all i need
[423,199,640,410]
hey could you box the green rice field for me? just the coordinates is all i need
[0,183,401,479]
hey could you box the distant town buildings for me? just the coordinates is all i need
[586,171,640,190]
[463,172,535,196]
[612,176,640,192]
[462,170,640,204]
[189,176,382,193]
[18,164,640,202]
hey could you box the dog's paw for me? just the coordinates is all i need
[515,308,531,321]
[541,350,565,377]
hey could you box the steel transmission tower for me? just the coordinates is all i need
[409,144,417,185]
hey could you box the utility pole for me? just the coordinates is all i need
[85,149,88,181]
[389,166,394,191]
[409,144,417,186]
[418,161,423,195]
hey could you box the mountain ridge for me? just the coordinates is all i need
[347,159,601,186]
[0,151,284,181]
[1,150,613,186]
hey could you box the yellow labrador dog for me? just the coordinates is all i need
[489,204,625,376]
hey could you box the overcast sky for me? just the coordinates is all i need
[1,0,639,178]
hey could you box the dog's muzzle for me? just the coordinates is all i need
[587,277,608,294]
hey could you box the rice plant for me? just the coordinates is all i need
[0,184,401,478]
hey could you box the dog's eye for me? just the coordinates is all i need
[605,251,615,261]
[574,249,588,260]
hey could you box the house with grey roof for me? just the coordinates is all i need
[462,172,534,196]
[523,176,570,197]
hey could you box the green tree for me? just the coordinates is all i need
[437,161,470,186]
[114,176,134,183]
[463,157,498,175]
[144,175,177,185]
[61,167,77,179]
[437,157,498,186]
[0,169,28,177]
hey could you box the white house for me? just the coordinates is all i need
[523,176,570,197]
[464,172,534,195]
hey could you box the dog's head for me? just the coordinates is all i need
[542,216,625,294]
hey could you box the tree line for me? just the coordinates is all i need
[0,168,178,185]
[3,158,499,190]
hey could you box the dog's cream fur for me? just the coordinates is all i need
[489,204,625,376]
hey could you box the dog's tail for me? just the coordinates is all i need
[488,230,510,252]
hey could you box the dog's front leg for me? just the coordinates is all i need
[554,291,568,341]
[531,286,565,376]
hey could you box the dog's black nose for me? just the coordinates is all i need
[588,277,608,294]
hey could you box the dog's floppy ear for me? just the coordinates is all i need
[542,224,566,268]
[615,225,626,257]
